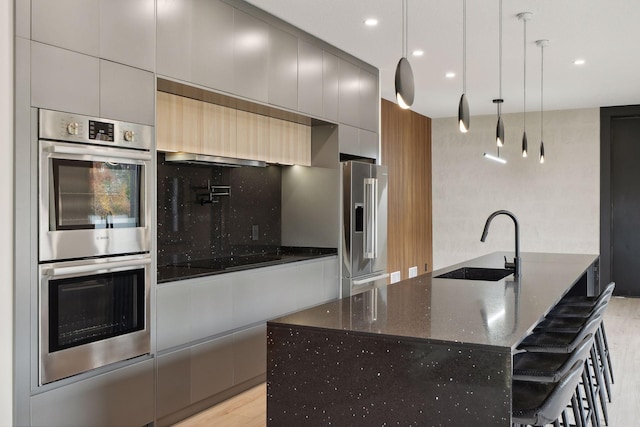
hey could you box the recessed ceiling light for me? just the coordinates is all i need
[364,18,378,26]
[574,59,586,65]
[412,50,424,57]
[445,72,456,79]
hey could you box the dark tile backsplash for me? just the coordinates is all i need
[157,153,282,266]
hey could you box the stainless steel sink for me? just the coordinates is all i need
[434,267,513,281]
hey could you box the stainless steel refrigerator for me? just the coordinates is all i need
[341,161,388,297]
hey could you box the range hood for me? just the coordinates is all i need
[164,152,267,168]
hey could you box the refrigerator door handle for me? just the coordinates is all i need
[364,177,377,259]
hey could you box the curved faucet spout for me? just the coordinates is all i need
[480,210,521,277]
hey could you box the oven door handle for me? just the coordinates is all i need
[42,258,151,277]
[45,145,152,161]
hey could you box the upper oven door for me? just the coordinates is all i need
[39,140,152,261]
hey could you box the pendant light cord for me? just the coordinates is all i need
[402,0,407,58]
[541,44,544,138]
[523,19,527,130]
[499,0,502,103]
[463,0,466,94]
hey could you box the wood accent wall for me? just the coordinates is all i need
[381,98,433,280]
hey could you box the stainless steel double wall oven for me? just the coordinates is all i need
[38,109,153,385]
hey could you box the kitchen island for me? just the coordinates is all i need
[266,251,599,426]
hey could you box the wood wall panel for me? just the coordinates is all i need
[381,98,432,281]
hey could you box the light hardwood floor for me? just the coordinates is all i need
[175,296,639,427]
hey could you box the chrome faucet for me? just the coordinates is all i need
[480,210,521,278]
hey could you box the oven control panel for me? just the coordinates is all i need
[39,109,152,151]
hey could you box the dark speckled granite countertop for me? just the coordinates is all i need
[157,246,337,283]
[269,251,599,350]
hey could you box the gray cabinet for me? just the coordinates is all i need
[100,0,156,71]
[232,324,267,384]
[31,42,100,116]
[157,0,234,93]
[339,124,379,161]
[359,69,379,132]
[157,349,191,419]
[298,41,323,117]
[234,10,269,102]
[190,335,235,403]
[31,359,154,426]
[156,257,338,421]
[323,51,340,122]
[31,0,100,57]
[360,128,380,160]
[32,0,155,71]
[268,27,298,110]
[338,59,361,127]
[100,60,155,125]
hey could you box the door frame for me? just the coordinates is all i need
[600,105,640,293]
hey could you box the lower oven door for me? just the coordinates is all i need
[39,254,151,385]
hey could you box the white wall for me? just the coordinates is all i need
[0,0,14,424]
[432,108,599,270]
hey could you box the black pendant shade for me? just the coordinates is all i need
[522,131,528,157]
[395,57,415,109]
[458,93,470,132]
[539,141,545,163]
[496,115,504,147]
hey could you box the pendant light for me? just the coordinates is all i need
[395,0,414,109]
[495,0,505,148]
[458,0,470,132]
[518,12,532,158]
[536,39,549,164]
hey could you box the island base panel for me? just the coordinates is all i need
[267,325,512,426]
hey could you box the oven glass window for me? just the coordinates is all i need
[48,269,145,352]
[51,159,142,230]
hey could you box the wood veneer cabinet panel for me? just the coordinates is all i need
[156,91,183,152]
[381,98,432,281]
[202,102,237,157]
[269,117,295,164]
[236,110,269,160]
[181,96,205,154]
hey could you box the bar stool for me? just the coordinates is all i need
[513,334,599,427]
[547,284,615,403]
[512,360,585,427]
[554,282,616,392]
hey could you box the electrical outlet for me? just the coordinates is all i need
[408,266,418,278]
[390,271,401,284]
[251,225,259,241]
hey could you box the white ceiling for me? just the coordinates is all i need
[245,0,640,119]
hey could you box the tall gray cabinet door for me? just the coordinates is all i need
[268,27,298,110]
[191,0,235,93]
[157,0,193,82]
[323,51,340,122]
[359,69,379,132]
[31,42,100,116]
[234,10,269,102]
[31,0,99,56]
[100,60,155,125]
[298,41,323,117]
[338,59,360,127]
[100,0,156,71]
